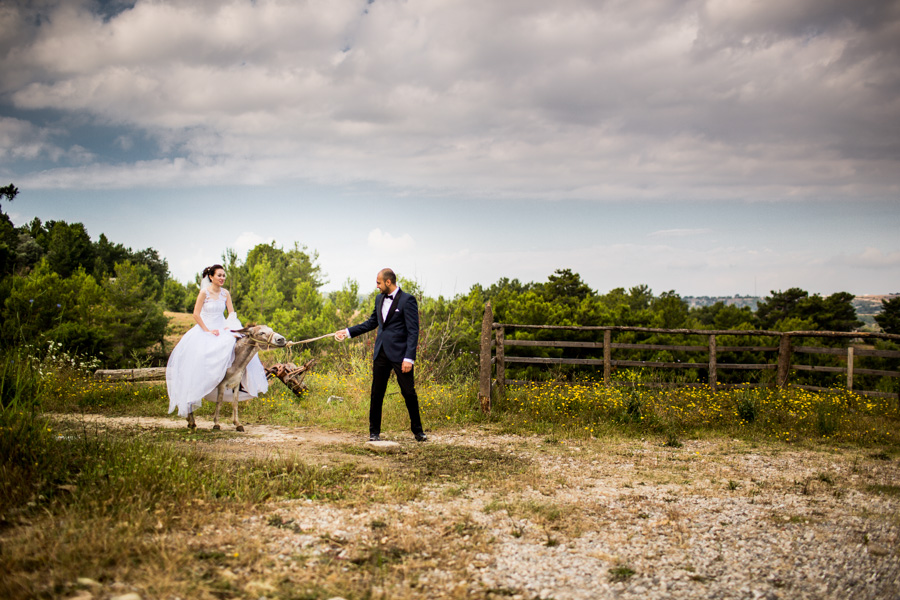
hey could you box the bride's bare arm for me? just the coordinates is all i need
[192,289,217,334]
[225,290,235,316]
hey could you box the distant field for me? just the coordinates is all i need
[163,311,195,351]
[684,294,897,330]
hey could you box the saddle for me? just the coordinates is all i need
[264,359,315,397]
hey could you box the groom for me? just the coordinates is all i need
[334,268,426,442]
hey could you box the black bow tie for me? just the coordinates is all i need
[386,294,395,300]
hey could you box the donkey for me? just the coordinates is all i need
[187,324,286,432]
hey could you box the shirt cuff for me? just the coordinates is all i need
[403,358,414,365]
[344,328,351,338]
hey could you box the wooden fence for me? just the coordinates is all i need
[94,367,167,382]
[476,302,900,412]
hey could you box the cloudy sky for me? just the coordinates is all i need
[1,0,898,297]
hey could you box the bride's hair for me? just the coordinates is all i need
[202,264,225,281]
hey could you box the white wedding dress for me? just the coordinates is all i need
[166,288,268,417]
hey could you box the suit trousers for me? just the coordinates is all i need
[369,350,424,437]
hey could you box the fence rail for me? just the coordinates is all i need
[475,301,900,412]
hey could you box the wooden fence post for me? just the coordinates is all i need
[846,346,854,391]
[777,334,793,388]
[708,334,717,392]
[94,367,168,382]
[603,329,612,386]
[495,325,505,399]
[478,301,493,413]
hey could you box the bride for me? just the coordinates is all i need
[166,264,269,418]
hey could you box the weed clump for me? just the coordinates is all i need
[497,377,898,447]
[736,390,760,423]
[609,565,636,581]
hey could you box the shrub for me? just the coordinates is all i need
[736,390,759,423]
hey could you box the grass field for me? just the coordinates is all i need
[40,361,900,448]
[2,346,899,599]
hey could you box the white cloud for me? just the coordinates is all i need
[0,117,65,161]
[367,228,415,253]
[0,0,896,201]
[115,135,134,150]
[233,231,274,257]
[2,0,899,298]
[173,252,210,285]
[836,247,900,269]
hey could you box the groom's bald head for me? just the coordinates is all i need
[378,268,396,285]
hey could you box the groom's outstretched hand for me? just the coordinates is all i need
[334,330,347,341]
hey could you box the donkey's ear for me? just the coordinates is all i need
[232,327,250,334]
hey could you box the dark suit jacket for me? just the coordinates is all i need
[348,289,419,363]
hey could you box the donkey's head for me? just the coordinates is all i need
[234,324,287,349]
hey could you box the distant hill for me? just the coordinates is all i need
[683,294,899,329]
[683,296,760,310]
[853,294,899,328]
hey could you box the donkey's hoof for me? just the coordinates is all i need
[236,425,245,432]
[212,424,221,430]
[187,422,196,430]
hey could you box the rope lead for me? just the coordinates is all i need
[285,332,335,347]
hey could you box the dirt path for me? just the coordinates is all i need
[50,412,376,464]
[40,414,900,599]
[54,412,353,446]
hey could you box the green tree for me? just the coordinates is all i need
[184,281,200,310]
[651,291,689,329]
[244,242,323,305]
[163,279,190,312]
[597,286,653,327]
[243,255,284,324]
[93,235,168,297]
[226,242,324,312]
[627,284,653,312]
[15,233,44,271]
[756,288,860,332]
[692,302,754,329]
[0,184,20,276]
[755,288,808,329]
[131,247,168,297]
[484,278,534,303]
[542,268,593,305]
[417,286,486,380]
[93,233,132,278]
[0,260,109,356]
[0,184,18,210]
[43,221,95,278]
[805,292,861,332]
[102,261,168,366]
[875,296,900,334]
[222,247,244,304]
[283,279,329,339]
[326,278,362,325]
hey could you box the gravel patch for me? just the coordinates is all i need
[46,416,900,599]
[220,440,899,599]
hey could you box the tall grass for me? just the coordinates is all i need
[32,345,900,447]
[495,377,899,445]
[4,345,899,598]
[0,349,51,515]
[39,344,484,436]
[0,346,375,599]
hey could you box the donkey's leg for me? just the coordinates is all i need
[229,383,244,431]
[213,387,224,430]
[231,396,244,431]
[187,410,196,429]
